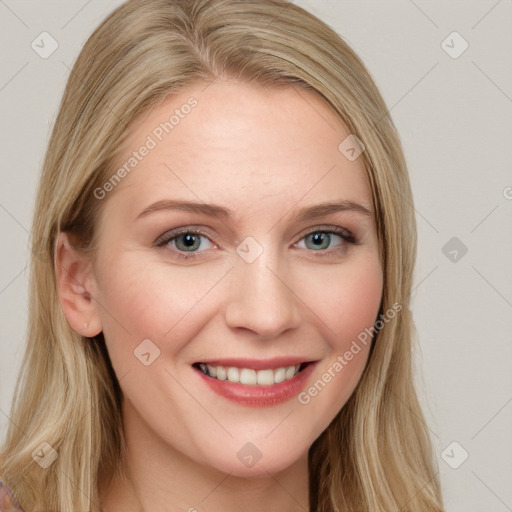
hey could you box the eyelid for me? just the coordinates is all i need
[153,226,217,248]
[295,224,356,244]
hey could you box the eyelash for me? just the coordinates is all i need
[154,225,358,261]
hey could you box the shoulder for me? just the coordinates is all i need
[0,479,24,512]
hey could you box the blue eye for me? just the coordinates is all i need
[155,226,356,260]
[299,231,344,251]
[156,231,213,256]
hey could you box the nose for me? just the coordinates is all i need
[223,247,302,340]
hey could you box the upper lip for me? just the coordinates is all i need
[193,357,317,370]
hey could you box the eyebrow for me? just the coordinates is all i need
[136,199,373,221]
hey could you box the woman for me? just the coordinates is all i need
[0,0,444,510]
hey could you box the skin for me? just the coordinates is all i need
[55,78,383,511]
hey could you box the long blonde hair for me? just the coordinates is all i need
[0,1,444,510]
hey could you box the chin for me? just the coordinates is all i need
[200,437,310,478]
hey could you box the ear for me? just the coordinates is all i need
[54,231,103,338]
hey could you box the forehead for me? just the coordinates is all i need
[104,79,371,221]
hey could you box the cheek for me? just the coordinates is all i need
[301,253,383,347]
[294,254,382,418]
[298,257,383,420]
[93,250,230,360]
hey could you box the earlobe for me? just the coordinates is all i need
[54,231,103,338]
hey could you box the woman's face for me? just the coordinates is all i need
[86,79,383,476]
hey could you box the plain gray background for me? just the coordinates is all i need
[1,1,511,510]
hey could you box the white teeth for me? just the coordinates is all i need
[286,365,299,380]
[197,363,302,386]
[256,369,274,386]
[273,367,286,384]
[227,367,239,382]
[239,368,257,385]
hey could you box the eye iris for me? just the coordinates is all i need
[176,233,201,251]
[306,232,330,250]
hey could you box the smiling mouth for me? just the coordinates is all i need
[193,362,311,386]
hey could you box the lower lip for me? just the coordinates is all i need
[194,363,317,407]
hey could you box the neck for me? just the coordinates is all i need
[99,399,310,512]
